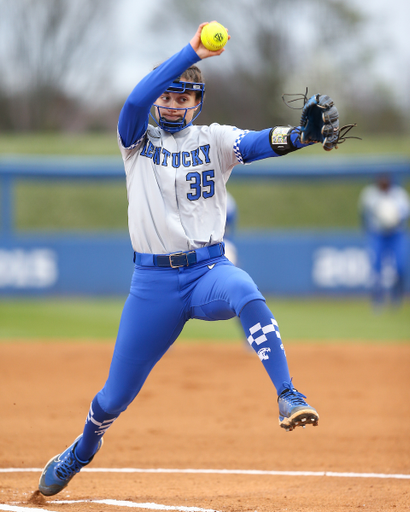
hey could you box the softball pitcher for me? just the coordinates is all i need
[39,21,343,496]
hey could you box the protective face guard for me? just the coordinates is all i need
[150,80,205,133]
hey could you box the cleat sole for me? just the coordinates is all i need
[279,407,319,431]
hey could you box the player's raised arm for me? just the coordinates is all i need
[118,22,230,148]
[118,44,199,148]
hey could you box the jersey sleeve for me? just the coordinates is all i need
[208,124,250,173]
[208,124,312,176]
[237,127,312,163]
[118,43,201,151]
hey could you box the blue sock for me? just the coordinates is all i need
[240,299,291,395]
[75,396,118,462]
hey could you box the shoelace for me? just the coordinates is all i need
[280,388,307,406]
[55,452,83,480]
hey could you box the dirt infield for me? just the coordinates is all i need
[1,341,410,512]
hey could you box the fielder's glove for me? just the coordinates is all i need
[283,90,359,151]
[300,94,340,151]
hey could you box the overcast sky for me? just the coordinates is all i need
[347,0,410,97]
[112,0,410,111]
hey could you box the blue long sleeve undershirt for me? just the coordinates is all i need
[118,44,200,148]
[239,128,310,163]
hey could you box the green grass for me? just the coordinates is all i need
[0,298,124,341]
[266,297,410,342]
[14,178,410,231]
[227,181,367,229]
[0,133,119,156]
[16,181,128,231]
[1,297,409,343]
[0,132,409,157]
[14,179,371,231]
[1,132,408,231]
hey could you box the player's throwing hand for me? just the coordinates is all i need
[190,22,230,59]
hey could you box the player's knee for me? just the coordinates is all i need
[233,277,260,297]
[193,300,236,321]
[224,272,264,314]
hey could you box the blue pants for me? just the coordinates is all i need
[75,254,293,462]
[368,231,407,302]
[97,255,265,414]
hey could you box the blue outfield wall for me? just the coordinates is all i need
[0,230,408,296]
[0,234,134,295]
[1,154,409,296]
[235,231,410,295]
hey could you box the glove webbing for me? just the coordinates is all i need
[336,123,361,145]
[282,89,361,146]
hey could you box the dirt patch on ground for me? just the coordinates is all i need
[1,341,409,511]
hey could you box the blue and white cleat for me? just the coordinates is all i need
[38,435,103,496]
[278,384,319,432]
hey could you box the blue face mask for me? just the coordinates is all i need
[150,80,205,133]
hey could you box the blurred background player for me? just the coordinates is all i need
[224,191,252,348]
[224,191,238,265]
[358,174,410,306]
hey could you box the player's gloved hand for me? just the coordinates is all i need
[300,94,340,151]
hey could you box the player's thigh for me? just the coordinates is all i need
[190,259,264,321]
[115,276,185,361]
[98,270,187,413]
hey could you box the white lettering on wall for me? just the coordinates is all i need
[312,247,371,288]
[0,249,58,288]
[312,247,397,289]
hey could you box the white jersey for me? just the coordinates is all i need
[118,122,247,254]
[359,184,410,233]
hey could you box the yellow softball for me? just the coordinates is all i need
[200,22,228,51]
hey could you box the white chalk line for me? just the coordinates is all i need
[0,506,53,512]
[2,469,410,512]
[53,500,220,511]
[1,467,410,479]
[0,501,221,512]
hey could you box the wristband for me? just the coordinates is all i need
[269,126,297,156]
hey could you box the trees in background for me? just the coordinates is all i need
[157,0,405,133]
[0,0,115,131]
[0,0,405,133]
